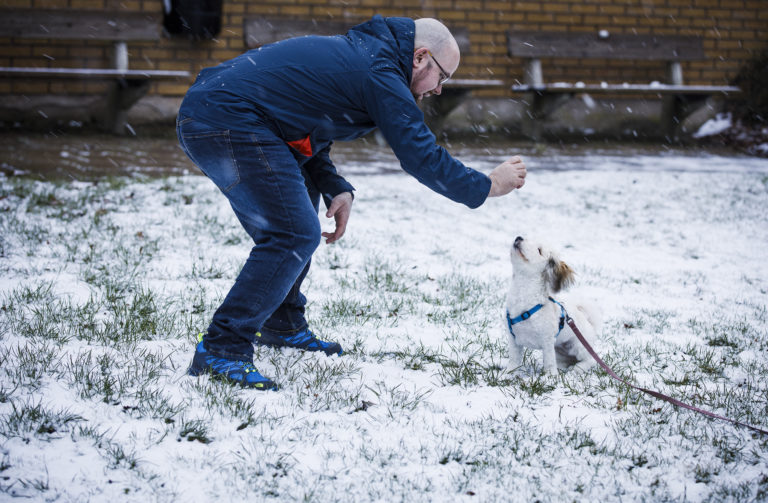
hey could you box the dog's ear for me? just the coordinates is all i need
[545,257,575,293]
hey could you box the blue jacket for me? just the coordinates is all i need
[179,15,492,208]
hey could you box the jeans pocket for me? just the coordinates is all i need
[180,122,241,193]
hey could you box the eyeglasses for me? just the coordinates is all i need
[427,50,451,85]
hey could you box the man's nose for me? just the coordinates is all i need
[433,84,443,95]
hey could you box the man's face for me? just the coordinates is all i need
[410,47,458,102]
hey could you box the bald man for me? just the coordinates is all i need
[178,15,526,390]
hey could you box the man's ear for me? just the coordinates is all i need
[413,47,428,67]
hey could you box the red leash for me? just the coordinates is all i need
[566,318,768,435]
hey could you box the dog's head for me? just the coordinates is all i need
[511,236,575,293]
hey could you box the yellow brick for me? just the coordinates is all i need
[496,12,525,23]
[208,49,242,61]
[707,9,731,18]
[342,7,376,18]
[554,14,582,24]
[466,11,496,21]
[508,2,540,12]
[653,7,679,17]
[540,3,571,13]
[13,80,48,93]
[116,1,141,9]
[700,70,723,80]
[455,0,484,9]
[643,17,666,27]
[0,45,30,57]
[463,55,493,65]
[50,81,86,94]
[744,20,766,29]
[539,24,569,32]
[161,60,195,71]
[154,81,191,95]
[34,0,69,7]
[570,4,598,14]
[225,2,244,13]
[611,16,639,26]
[70,0,107,8]
[598,5,625,15]
[245,4,279,15]
[740,40,766,50]
[10,57,49,66]
[225,13,243,26]
[714,59,740,70]
[76,47,107,58]
[730,30,756,40]
[35,45,70,57]
[85,81,111,93]
[525,13,554,23]
[422,0,454,7]
[140,48,175,60]
[583,16,611,25]
[0,0,32,6]
[142,0,163,10]
[438,10,467,21]
[278,5,310,16]
[227,37,246,50]
[311,6,344,17]
[470,33,495,44]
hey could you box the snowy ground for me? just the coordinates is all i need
[0,144,767,502]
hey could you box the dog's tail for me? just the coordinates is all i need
[575,303,602,333]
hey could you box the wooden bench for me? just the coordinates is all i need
[244,17,505,133]
[507,30,742,140]
[0,9,190,133]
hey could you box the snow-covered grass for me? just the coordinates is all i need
[1,150,767,502]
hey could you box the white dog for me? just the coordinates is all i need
[504,236,601,375]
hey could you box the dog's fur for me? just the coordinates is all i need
[504,236,601,375]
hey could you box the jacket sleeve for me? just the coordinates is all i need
[304,142,355,209]
[361,67,492,209]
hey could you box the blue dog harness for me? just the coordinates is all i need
[506,297,567,339]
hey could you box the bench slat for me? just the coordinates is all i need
[511,83,741,95]
[244,17,471,54]
[508,31,705,61]
[0,67,190,79]
[0,9,161,41]
[446,78,505,88]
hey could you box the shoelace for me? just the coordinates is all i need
[286,331,318,346]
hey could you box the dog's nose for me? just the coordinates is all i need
[514,236,524,246]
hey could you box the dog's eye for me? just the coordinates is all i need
[537,247,542,255]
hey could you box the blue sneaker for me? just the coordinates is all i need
[255,328,343,356]
[187,335,277,391]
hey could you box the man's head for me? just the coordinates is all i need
[411,18,460,102]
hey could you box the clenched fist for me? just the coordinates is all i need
[487,156,527,197]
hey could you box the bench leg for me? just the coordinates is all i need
[661,94,709,141]
[101,79,151,134]
[421,88,471,135]
[522,92,572,141]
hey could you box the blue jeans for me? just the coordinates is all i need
[177,116,322,361]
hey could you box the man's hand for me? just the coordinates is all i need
[322,192,353,244]
[488,156,527,197]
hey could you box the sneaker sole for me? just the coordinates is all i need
[255,336,343,357]
[187,363,278,391]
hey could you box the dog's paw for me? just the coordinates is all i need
[506,363,525,377]
[543,366,559,377]
[571,359,596,373]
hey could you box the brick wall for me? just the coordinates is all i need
[0,0,766,99]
